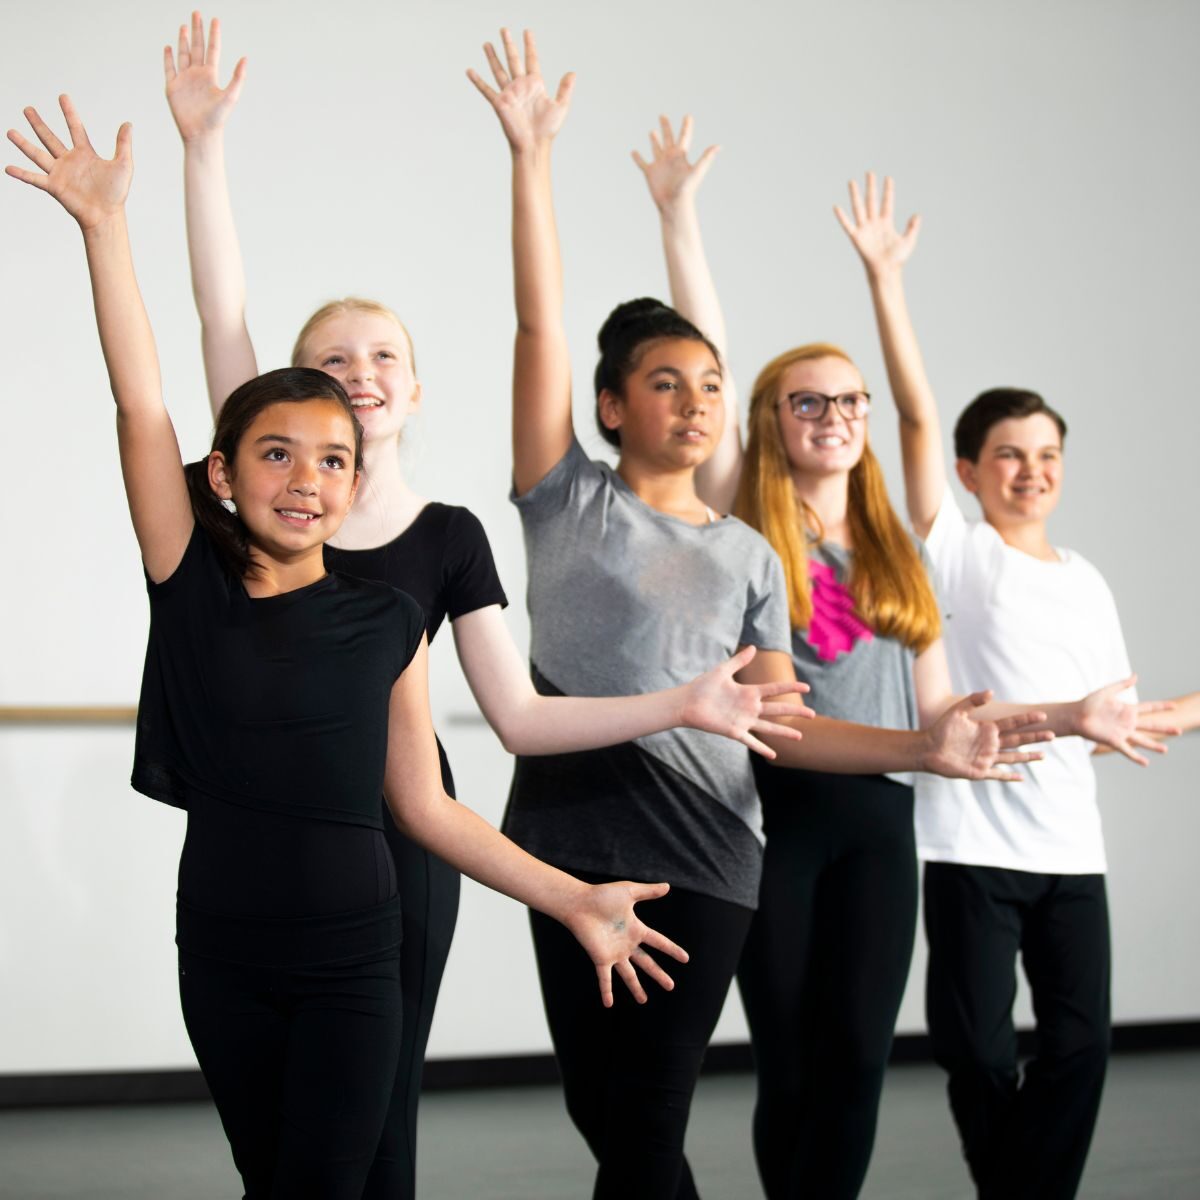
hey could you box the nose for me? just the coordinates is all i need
[346,355,373,383]
[288,463,319,496]
[681,389,708,417]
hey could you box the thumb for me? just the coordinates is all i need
[727,644,756,671]
[115,122,133,162]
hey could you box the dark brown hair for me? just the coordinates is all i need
[954,387,1067,462]
[183,368,363,579]
[593,298,721,448]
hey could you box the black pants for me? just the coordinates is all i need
[924,863,1111,1200]
[179,951,404,1199]
[738,767,918,1199]
[531,878,753,1199]
[361,823,460,1199]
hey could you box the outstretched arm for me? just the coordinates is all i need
[452,608,812,758]
[384,636,688,1007]
[835,173,944,537]
[7,97,191,582]
[633,115,741,511]
[914,641,1179,767]
[469,29,575,496]
[736,649,1050,781]
[164,12,256,414]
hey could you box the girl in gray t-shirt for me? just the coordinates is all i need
[470,35,1052,1198]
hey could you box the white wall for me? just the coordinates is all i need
[2,0,1198,1073]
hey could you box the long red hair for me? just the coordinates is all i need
[734,343,940,652]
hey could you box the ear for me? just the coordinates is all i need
[405,379,423,413]
[348,469,361,509]
[597,388,624,433]
[208,450,234,500]
[954,457,979,494]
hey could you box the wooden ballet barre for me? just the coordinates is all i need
[0,706,137,725]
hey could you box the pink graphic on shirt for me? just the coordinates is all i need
[807,559,874,662]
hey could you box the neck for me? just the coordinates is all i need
[330,433,426,549]
[243,546,327,598]
[616,456,708,522]
[989,515,1059,561]
[792,469,851,545]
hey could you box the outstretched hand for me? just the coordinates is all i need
[924,691,1052,782]
[467,28,574,152]
[563,881,689,1007]
[681,645,813,758]
[6,96,131,230]
[632,115,719,213]
[834,172,921,279]
[1078,675,1178,766]
[164,12,247,143]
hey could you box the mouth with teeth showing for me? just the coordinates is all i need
[350,395,384,410]
[811,435,848,448]
[275,509,322,527]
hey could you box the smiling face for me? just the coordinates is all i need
[598,337,725,471]
[298,311,420,443]
[956,412,1064,527]
[774,355,869,482]
[208,399,361,563]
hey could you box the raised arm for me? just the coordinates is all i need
[835,173,944,537]
[633,115,742,512]
[468,29,575,496]
[914,641,1179,767]
[736,649,1050,781]
[452,608,811,758]
[163,12,256,414]
[7,97,191,582]
[384,635,688,1007]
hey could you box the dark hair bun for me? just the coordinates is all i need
[596,298,673,353]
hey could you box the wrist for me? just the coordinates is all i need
[912,727,935,774]
[866,261,904,291]
[545,873,591,926]
[511,141,554,169]
[79,209,128,238]
[180,127,226,153]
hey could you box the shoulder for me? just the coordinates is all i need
[718,515,785,571]
[511,437,606,513]
[1057,547,1119,603]
[332,571,423,623]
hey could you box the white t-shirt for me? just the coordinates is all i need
[916,488,1133,874]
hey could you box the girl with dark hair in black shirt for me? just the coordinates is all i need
[160,16,809,1195]
[6,95,705,1199]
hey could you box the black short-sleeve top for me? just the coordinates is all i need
[131,524,425,828]
[324,503,508,646]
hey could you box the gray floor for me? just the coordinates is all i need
[1,1052,1197,1198]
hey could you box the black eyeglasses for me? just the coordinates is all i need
[779,391,872,421]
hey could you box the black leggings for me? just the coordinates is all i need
[531,876,753,1200]
[737,767,917,1200]
[363,739,461,1200]
[179,951,404,1199]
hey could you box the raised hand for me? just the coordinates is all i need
[564,881,689,1007]
[834,172,921,280]
[923,692,1052,782]
[680,645,813,758]
[164,12,247,143]
[633,115,719,214]
[467,28,575,152]
[1077,676,1178,766]
[6,96,131,230]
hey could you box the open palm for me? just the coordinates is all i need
[835,171,921,276]
[163,12,247,142]
[468,28,574,151]
[633,115,719,212]
[6,96,131,230]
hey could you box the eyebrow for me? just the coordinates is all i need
[312,342,401,353]
[254,434,354,454]
[646,365,723,379]
[992,443,1062,452]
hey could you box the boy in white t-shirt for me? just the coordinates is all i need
[835,174,1185,1199]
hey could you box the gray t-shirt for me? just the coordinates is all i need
[502,439,792,909]
[791,540,922,783]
